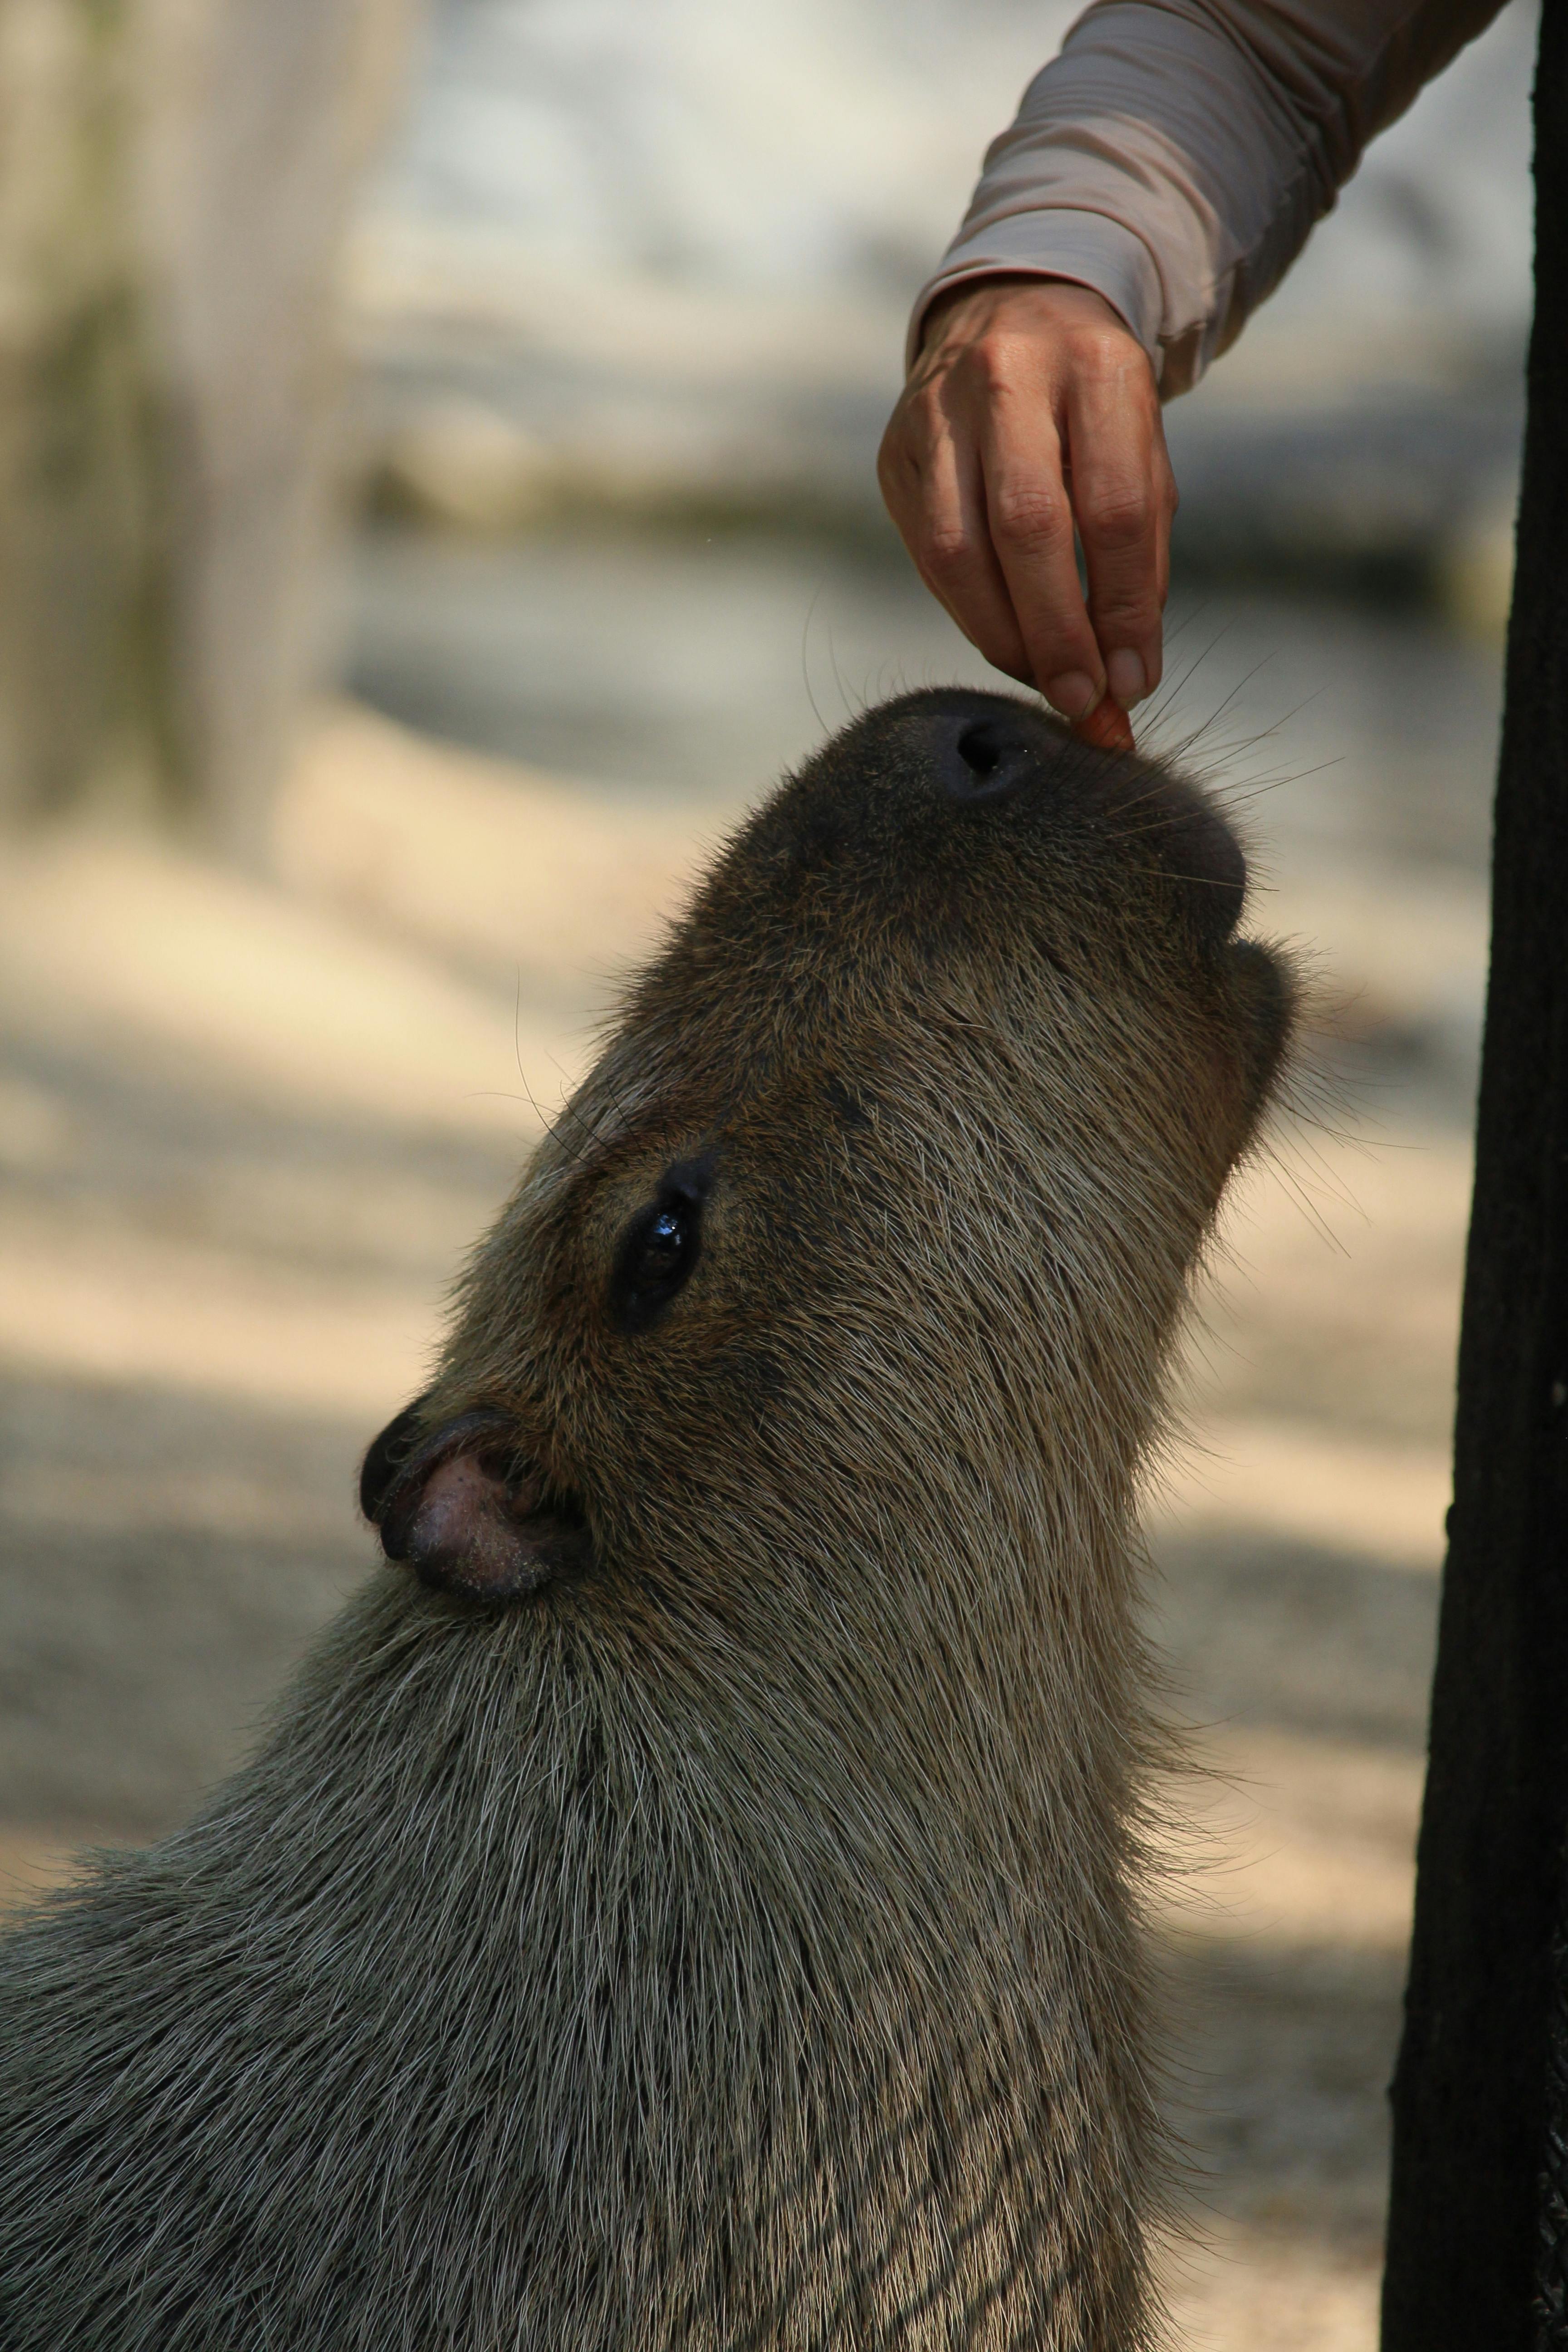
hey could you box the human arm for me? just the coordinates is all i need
[880,0,1510,730]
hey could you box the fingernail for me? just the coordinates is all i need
[1043,671,1103,720]
[1106,649,1147,707]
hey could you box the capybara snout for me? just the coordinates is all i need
[2,688,1295,2352]
[761,686,1250,948]
[921,689,1245,917]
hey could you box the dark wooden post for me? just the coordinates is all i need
[1382,4,1568,2342]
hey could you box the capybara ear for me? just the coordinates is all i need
[359,1402,591,1603]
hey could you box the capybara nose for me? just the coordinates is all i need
[936,706,1043,803]
[916,687,1249,942]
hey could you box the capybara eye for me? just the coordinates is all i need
[609,1159,712,1334]
[642,1206,685,1279]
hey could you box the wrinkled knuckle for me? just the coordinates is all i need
[943,332,1012,395]
[1093,560,1160,611]
[1079,485,1154,550]
[1090,572,1160,627]
[920,520,976,578]
[990,483,1069,551]
[1072,325,1140,379]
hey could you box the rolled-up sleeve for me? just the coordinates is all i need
[909,0,1510,396]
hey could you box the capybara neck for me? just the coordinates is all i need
[0,688,1293,2349]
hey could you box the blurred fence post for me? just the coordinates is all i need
[0,0,165,829]
[0,0,414,860]
[1381,1,1568,2342]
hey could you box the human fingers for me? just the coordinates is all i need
[881,384,1135,749]
[975,364,1110,724]
[885,279,1166,728]
[1061,333,1177,709]
[877,338,1037,686]
[919,281,1113,716]
[883,279,1108,703]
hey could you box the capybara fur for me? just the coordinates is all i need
[0,689,1292,2348]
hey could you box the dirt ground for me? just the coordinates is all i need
[0,701,1472,2347]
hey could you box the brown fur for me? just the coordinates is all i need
[0,688,1291,2348]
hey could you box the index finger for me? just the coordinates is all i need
[979,390,1108,725]
[1064,353,1174,708]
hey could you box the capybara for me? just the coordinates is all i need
[0,688,1291,2348]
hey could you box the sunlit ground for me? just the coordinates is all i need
[0,539,1498,2344]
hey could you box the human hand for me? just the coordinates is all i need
[878,277,1177,751]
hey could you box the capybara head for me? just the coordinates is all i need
[0,689,1291,2352]
[368,684,1280,1627]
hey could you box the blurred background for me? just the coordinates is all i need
[0,1,1536,2343]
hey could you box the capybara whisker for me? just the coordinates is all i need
[0,685,1295,2350]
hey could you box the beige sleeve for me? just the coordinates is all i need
[910,0,1510,395]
